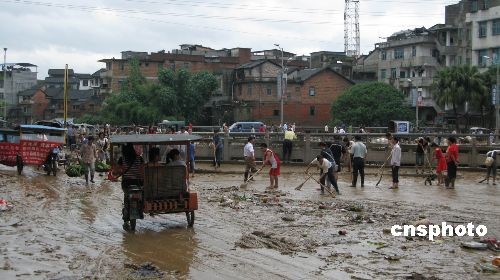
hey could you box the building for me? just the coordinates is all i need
[44,69,79,89]
[99,45,256,124]
[310,51,354,79]
[16,86,100,123]
[374,27,444,125]
[233,60,354,125]
[466,0,500,67]
[0,63,38,117]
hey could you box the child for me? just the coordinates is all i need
[431,143,447,186]
[259,143,280,189]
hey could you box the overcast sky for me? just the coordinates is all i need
[0,0,458,78]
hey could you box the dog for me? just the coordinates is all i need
[424,174,437,185]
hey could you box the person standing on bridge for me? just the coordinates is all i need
[283,127,297,163]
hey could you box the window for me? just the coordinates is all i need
[493,19,500,36]
[481,0,489,10]
[381,50,387,60]
[309,106,315,116]
[479,21,487,37]
[391,68,397,79]
[471,0,478,12]
[457,56,463,65]
[145,62,149,67]
[380,69,387,79]
[266,85,272,95]
[309,86,316,96]
[119,62,124,71]
[493,48,500,64]
[295,86,300,93]
[82,80,88,86]
[183,62,189,69]
[412,46,417,57]
[400,71,406,78]
[273,110,279,116]
[72,105,79,110]
[478,49,488,66]
[394,48,404,59]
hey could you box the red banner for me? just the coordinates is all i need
[20,141,60,165]
[0,143,19,166]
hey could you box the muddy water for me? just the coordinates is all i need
[0,163,499,279]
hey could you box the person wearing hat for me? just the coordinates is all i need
[351,135,367,187]
[243,136,258,182]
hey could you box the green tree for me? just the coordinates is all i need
[97,62,218,125]
[158,68,218,122]
[331,82,413,127]
[433,65,487,130]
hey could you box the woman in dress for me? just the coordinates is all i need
[431,143,447,186]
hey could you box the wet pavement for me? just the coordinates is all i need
[0,162,499,279]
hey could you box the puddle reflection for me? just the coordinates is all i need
[122,227,198,277]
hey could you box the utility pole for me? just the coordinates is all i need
[2,48,6,127]
[274,44,285,126]
[485,55,499,142]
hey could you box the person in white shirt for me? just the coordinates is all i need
[305,154,340,195]
[243,136,258,182]
[338,128,346,134]
[390,137,401,189]
[485,149,500,185]
[324,125,329,133]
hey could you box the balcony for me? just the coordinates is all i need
[100,70,113,78]
[398,77,434,88]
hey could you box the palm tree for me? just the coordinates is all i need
[433,65,487,130]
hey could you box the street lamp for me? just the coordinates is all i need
[2,48,6,127]
[407,78,419,131]
[483,55,499,141]
[274,43,285,126]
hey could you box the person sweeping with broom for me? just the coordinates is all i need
[243,136,258,182]
[259,143,280,189]
[305,154,340,195]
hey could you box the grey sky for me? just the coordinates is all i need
[0,0,457,78]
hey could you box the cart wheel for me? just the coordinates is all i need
[186,211,195,227]
[130,219,136,231]
[16,156,23,175]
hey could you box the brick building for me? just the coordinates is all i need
[16,87,101,124]
[233,60,354,126]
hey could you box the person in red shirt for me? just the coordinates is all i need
[260,143,280,189]
[431,143,447,186]
[445,137,459,189]
[258,124,266,133]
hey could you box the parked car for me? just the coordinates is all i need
[469,127,490,135]
[228,122,264,133]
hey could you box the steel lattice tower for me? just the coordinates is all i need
[344,0,360,57]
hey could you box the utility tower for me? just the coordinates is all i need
[344,0,360,57]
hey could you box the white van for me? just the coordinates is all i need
[228,122,264,133]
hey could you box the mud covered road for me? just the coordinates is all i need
[0,163,499,279]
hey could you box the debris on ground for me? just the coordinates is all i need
[0,199,13,211]
[461,241,488,250]
[124,262,164,278]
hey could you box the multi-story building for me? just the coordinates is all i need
[0,63,38,118]
[99,45,255,124]
[375,27,444,125]
[310,51,354,79]
[16,86,101,123]
[233,60,353,125]
[466,0,500,67]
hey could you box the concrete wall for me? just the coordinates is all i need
[190,132,497,168]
